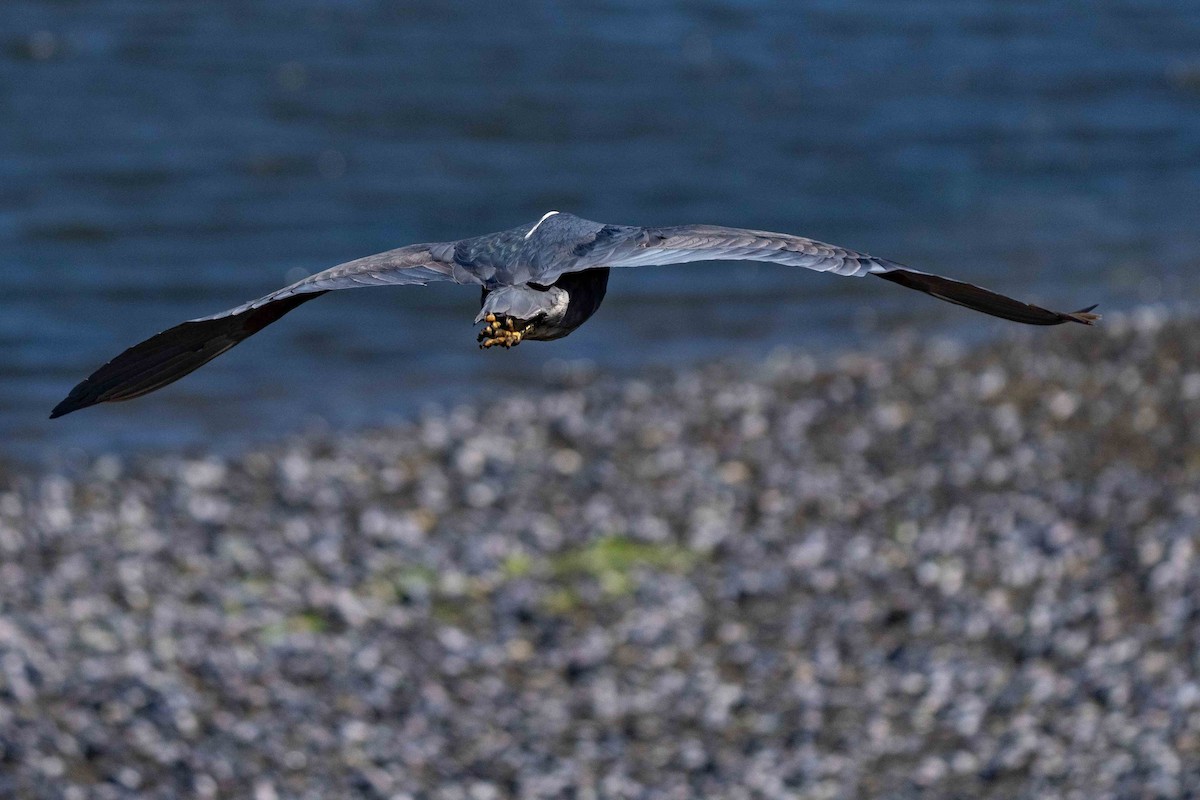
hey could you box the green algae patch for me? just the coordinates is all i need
[548,536,700,595]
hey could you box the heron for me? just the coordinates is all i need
[50,211,1098,418]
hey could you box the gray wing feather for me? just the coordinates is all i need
[564,224,891,278]
[194,242,464,321]
[560,223,1099,327]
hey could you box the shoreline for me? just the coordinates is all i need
[3,305,1197,797]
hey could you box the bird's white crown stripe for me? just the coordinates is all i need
[525,210,560,239]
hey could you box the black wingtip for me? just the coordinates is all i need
[49,384,96,419]
[48,291,327,421]
[49,397,84,419]
[876,269,1101,327]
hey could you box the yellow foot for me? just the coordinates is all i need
[477,313,529,349]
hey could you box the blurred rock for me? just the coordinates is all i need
[1,308,1198,798]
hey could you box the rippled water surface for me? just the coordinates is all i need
[4,0,1199,460]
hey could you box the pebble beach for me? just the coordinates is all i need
[2,307,1199,799]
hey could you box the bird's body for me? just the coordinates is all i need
[479,267,611,343]
[51,212,1097,418]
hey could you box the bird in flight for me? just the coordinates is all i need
[51,211,1098,418]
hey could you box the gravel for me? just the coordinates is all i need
[2,307,1198,799]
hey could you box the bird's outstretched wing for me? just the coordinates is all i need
[50,243,459,418]
[563,224,1099,327]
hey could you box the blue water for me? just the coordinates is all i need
[3,0,1199,462]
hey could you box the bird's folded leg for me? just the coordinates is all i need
[477,313,531,349]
